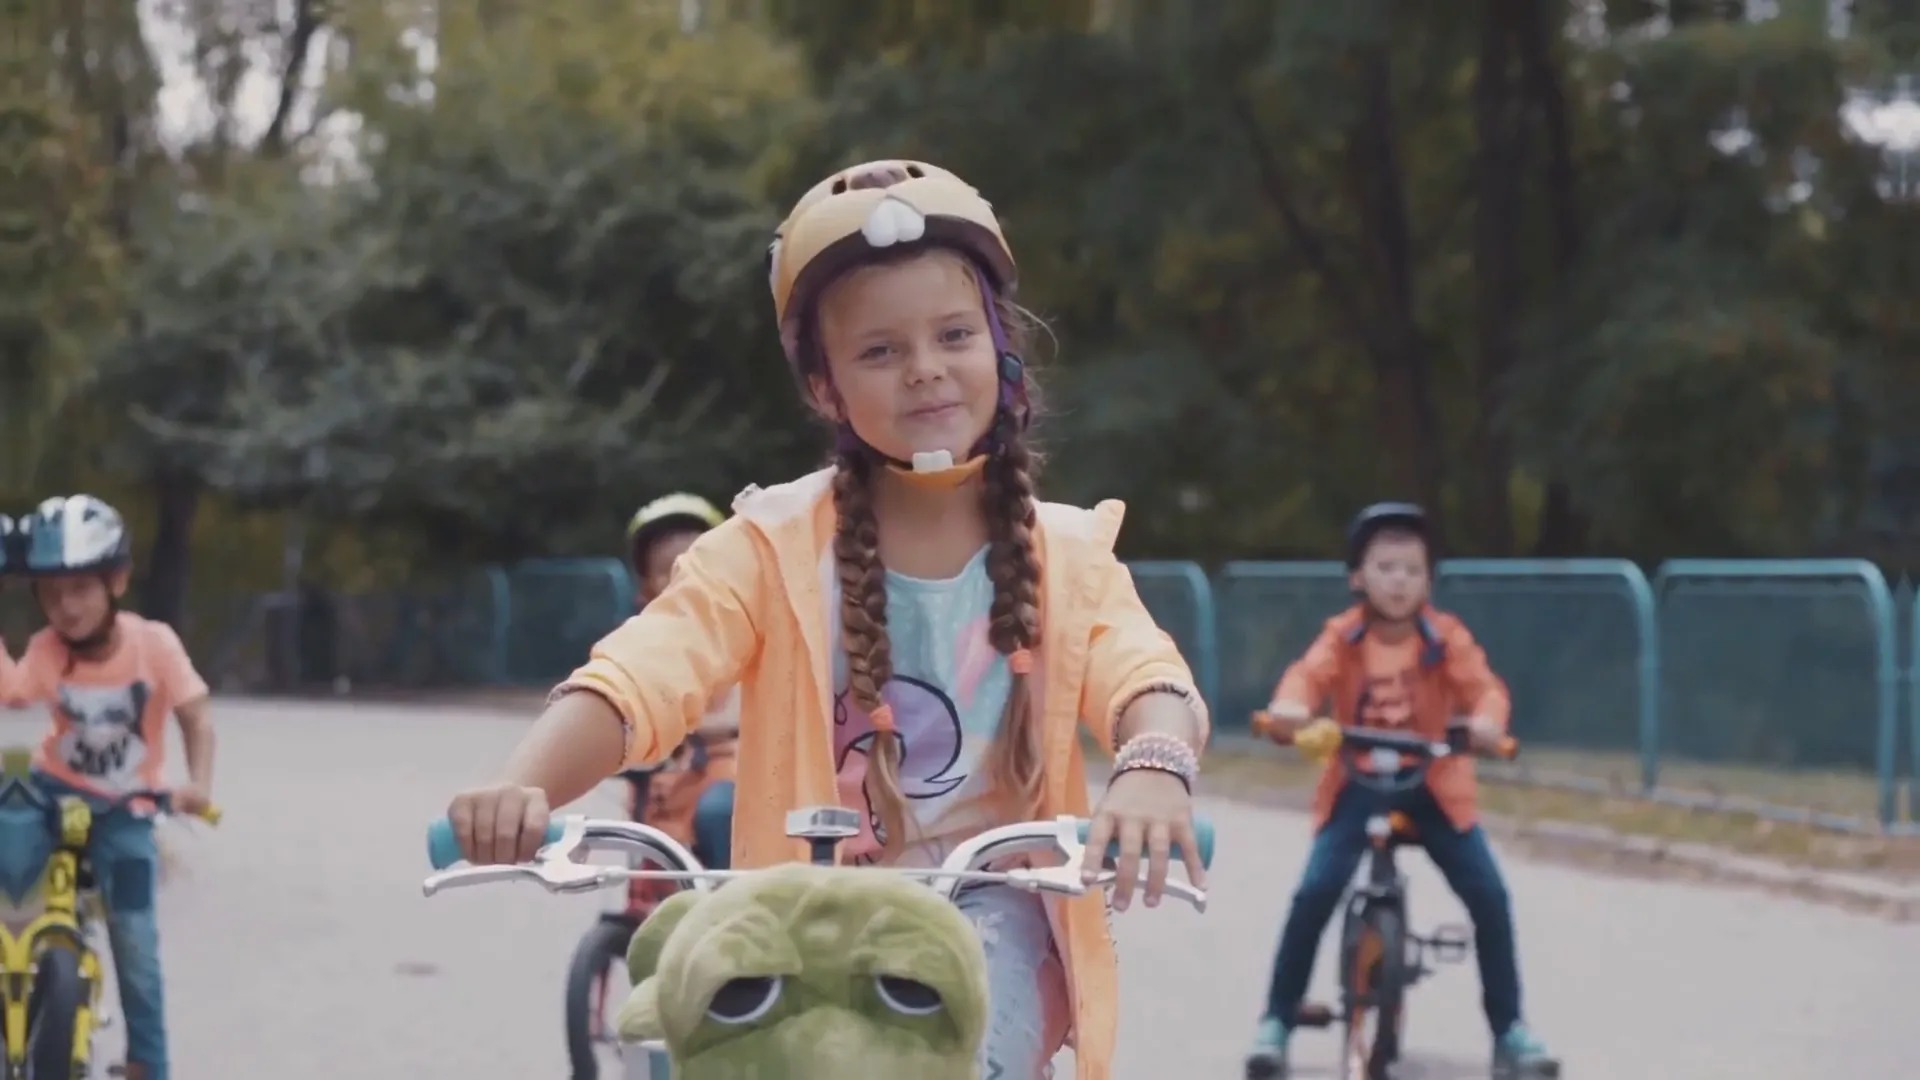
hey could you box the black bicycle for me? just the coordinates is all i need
[1283,722,1518,1080]
[562,763,673,1080]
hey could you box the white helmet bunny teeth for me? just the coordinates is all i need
[859,197,929,249]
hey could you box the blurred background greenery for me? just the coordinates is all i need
[5,0,1915,646]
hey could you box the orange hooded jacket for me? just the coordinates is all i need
[561,467,1209,1079]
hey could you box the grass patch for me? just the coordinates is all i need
[1195,740,1920,882]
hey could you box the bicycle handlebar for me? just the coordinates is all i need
[107,789,224,826]
[424,813,1215,875]
[1253,712,1520,761]
[423,810,1216,910]
[1335,724,1520,762]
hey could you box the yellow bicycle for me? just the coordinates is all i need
[0,749,219,1079]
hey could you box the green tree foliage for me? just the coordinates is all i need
[783,0,1908,562]
[14,0,1914,618]
[138,1,817,560]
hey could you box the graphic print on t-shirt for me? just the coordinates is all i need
[835,675,968,803]
[1357,670,1416,728]
[825,546,1013,864]
[54,680,152,790]
[1356,636,1420,729]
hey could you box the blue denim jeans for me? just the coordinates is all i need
[692,780,735,870]
[34,774,169,1078]
[1262,783,1524,1037]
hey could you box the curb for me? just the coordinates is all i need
[1497,817,1920,921]
[1099,745,1920,923]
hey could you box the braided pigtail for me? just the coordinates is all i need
[978,426,1046,821]
[832,446,913,856]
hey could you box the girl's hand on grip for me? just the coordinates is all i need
[448,784,551,865]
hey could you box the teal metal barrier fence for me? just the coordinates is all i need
[1654,560,1900,828]
[1435,560,1659,790]
[1128,561,1220,709]
[501,558,634,685]
[246,553,1916,831]
[1215,562,1355,732]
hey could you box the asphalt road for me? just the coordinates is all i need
[4,699,1912,1079]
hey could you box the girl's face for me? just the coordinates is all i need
[809,250,1001,466]
[34,570,123,641]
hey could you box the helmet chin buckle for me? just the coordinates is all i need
[883,450,987,491]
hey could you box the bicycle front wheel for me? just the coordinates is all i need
[1339,904,1408,1080]
[27,942,92,1080]
[565,916,640,1080]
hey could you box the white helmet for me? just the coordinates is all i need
[21,495,132,576]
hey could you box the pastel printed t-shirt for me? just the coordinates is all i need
[830,545,1014,866]
[14,613,210,797]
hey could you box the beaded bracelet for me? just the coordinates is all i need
[1111,731,1199,792]
[1110,681,1206,750]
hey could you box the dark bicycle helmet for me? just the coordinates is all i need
[20,495,133,576]
[1344,501,1430,570]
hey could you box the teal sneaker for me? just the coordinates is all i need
[1244,1015,1290,1079]
[1492,1022,1561,1078]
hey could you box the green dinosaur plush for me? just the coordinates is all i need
[616,863,989,1079]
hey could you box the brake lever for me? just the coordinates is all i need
[1081,869,1210,913]
[985,865,1081,896]
[1031,817,1209,911]
[422,860,617,897]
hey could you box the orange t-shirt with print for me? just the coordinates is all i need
[13,612,210,797]
[1357,635,1421,730]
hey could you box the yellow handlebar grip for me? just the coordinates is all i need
[1293,719,1344,764]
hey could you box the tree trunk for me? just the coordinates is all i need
[1469,0,1525,554]
[1346,41,1448,534]
[141,473,201,629]
[1517,0,1590,556]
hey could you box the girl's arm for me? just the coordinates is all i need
[1079,555,1209,754]
[502,521,764,806]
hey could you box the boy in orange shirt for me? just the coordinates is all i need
[8,495,217,1080]
[1244,503,1556,1080]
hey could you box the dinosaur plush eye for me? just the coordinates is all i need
[706,976,783,1024]
[874,975,944,1016]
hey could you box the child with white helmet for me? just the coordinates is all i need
[6,494,217,1080]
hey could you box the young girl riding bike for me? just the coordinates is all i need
[1244,502,1557,1079]
[624,492,738,869]
[445,160,1211,1080]
[2,495,218,1080]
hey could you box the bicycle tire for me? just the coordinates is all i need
[1339,903,1408,1080]
[564,916,639,1080]
[1368,906,1407,1073]
[28,942,90,1080]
